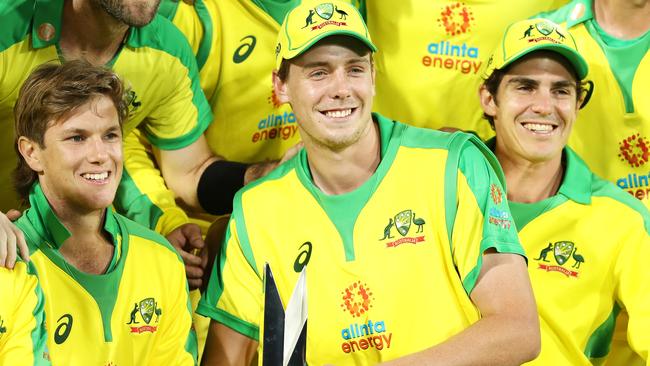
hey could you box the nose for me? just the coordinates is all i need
[329,69,351,100]
[87,136,109,163]
[530,89,553,115]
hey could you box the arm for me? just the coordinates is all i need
[0,210,29,268]
[381,250,539,366]
[201,321,258,366]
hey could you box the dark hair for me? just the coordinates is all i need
[13,60,129,203]
[481,55,587,130]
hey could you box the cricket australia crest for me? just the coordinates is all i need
[394,210,412,236]
[553,241,574,265]
[315,3,334,20]
[139,298,155,324]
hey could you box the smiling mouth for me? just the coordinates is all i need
[81,172,110,183]
[521,122,557,134]
[321,108,356,119]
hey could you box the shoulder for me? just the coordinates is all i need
[533,0,584,25]
[116,214,184,264]
[0,0,33,52]
[590,176,650,234]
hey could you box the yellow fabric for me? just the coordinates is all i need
[520,195,650,365]
[198,118,525,364]
[0,263,48,365]
[367,0,569,138]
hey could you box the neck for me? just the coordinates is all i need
[60,0,129,65]
[305,121,381,195]
[593,0,650,39]
[496,148,564,204]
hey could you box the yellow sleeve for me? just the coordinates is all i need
[114,129,190,236]
[451,142,524,294]
[149,253,197,365]
[196,217,262,340]
[0,262,49,365]
[615,228,650,363]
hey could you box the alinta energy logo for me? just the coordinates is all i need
[126,297,162,334]
[302,3,348,31]
[616,133,650,201]
[379,209,426,248]
[533,241,584,278]
[339,281,392,354]
[488,184,512,230]
[252,89,298,144]
[424,2,481,75]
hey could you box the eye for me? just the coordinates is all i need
[350,66,365,74]
[68,135,85,142]
[105,131,121,140]
[309,70,327,79]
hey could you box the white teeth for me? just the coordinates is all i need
[325,109,352,118]
[82,172,108,181]
[523,123,554,132]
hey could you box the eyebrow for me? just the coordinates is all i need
[507,76,576,89]
[302,57,371,69]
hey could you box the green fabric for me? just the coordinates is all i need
[293,113,400,261]
[584,303,621,359]
[0,0,34,51]
[157,0,180,20]
[27,261,48,366]
[508,197,567,232]
[585,19,650,113]
[113,169,164,232]
[31,0,64,49]
[251,0,301,25]
[192,0,213,70]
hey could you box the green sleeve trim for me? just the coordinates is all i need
[27,262,48,366]
[193,0,213,70]
[157,0,180,20]
[183,282,199,364]
[585,303,621,359]
[127,16,213,149]
[443,132,474,247]
[461,238,526,294]
[195,305,259,341]
[232,194,260,276]
[113,169,164,230]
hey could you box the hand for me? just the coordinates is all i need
[244,142,303,185]
[166,223,208,290]
[0,209,29,269]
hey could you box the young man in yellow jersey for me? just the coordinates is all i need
[11,61,196,365]
[479,18,650,365]
[197,1,540,364]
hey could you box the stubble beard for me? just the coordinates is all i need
[96,0,161,27]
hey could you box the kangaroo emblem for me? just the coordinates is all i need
[534,243,553,262]
[127,303,139,324]
[521,25,534,39]
[302,9,316,28]
[380,218,394,240]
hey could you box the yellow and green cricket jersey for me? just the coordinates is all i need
[0,0,212,215]
[536,0,650,210]
[502,146,650,365]
[366,0,568,139]
[0,262,49,365]
[14,184,198,366]
[198,114,525,365]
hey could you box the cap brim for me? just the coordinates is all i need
[283,30,377,62]
[501,43,589,79]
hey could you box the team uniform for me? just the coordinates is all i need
[493,143,650,364]
[0,0,211,237]
[535,0,650,209]
[14,184,197,365]
[0,262,49,365]
[198,114,525,364]
[365,0,568,139]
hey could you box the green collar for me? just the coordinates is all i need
[487,138,592,205]
[32,0,144,50]
[565,0,594,28]
[25,183,120,250]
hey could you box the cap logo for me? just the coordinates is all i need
[315,3,334,20]
[520,21,565,45]
[275,42,281,57]
[535,21,554,36]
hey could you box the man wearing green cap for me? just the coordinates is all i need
[197,1,540,365]
[479,18,650,364]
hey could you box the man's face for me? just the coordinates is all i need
[274,37,375,151]
[95,0,161,27]
[31,96,123,215]
[481,52,581,164]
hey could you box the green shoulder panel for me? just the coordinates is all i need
[117,214,184,264]
[591,178,650,235]
[157,0,180,20]
[400,124,455,150]
[129,14,212,149]
[533,0,581,23]
[112,169,164,231]
[0,0,33,51]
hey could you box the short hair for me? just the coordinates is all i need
[481,54,587,130]
[13,60,129,203]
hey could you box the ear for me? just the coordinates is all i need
[479,84,497,118]
[272,70,290,105]
[371,64,376,97]
[17,136,45,173]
